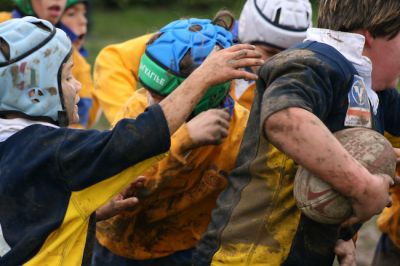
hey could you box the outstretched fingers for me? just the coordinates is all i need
[226,43,258,52]
[195,44,265,87]
[232,68,259,81]
[231,48,262,60]
[228,56,264,69]
[120,176,147,199]
[225,45,263,80]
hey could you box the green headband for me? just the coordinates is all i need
[139,53,230,115]
[139,53,183,96]
[66,0,88,9]
[14,0,34,16]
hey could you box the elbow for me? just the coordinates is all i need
[264,114,282,141]
[263,109,293,141]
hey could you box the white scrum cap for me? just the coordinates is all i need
[239,0,312,49]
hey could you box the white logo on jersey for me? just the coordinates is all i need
[352,83,364,105]
[344,75,372,128]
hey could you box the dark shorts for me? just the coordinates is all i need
[372,233,400,266]
[91,238,194,266]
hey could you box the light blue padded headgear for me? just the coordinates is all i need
[0,17,72,126]
[146,18,233,73]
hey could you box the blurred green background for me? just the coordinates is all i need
[84,3,246,66]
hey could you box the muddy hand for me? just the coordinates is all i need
[341,173,393,227]
[96,176,146,221]
[196,44,264,88]
[187,108,230,149]
[334,239,356,266]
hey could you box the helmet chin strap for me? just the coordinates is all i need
[57,111,69,127]
[139,52,231,116]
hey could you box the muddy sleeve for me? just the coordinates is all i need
[259,56,336,124]
[57,104,171,190]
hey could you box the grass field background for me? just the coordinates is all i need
[86,4,245,66]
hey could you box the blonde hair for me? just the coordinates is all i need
[212,9,235,31]
[318,0,400,39]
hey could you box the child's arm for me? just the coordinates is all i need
[94,108,231,220]
[159,44,262,135]
[264,107,394,226]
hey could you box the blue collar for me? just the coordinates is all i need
[223,94,235,118]
[58,22,89,57]
[12,9,23,18]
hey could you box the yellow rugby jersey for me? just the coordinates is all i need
[93,34,152,123]
[96,88,250,260]
[0,12,12,23]
[230,79,256,110]
[70,48,99,128]
[377,133,400,248]
[25,156,164,266]
[194,41,369,266]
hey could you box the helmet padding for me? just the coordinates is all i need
[239,0,312,49]
[146,18,232,74]
[0,17,72,126]
[139,18,233,116]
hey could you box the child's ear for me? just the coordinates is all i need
[364,30,375,49]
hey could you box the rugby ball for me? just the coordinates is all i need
[294,127,396,224]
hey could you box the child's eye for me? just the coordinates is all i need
[67,11,76,17]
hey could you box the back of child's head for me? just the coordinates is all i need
[138,11,234,116]
[238,0,312,49]
[0,16,72,126]
[318,0,400,39]
[13,0,34,16]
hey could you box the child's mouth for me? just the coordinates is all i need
[48,5,62,18]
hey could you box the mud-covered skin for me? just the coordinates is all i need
[193,42,374,266]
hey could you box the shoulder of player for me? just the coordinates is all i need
[259,48,348,85]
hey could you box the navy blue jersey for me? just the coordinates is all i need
[0,104,170,265]
[194,41,400,266]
